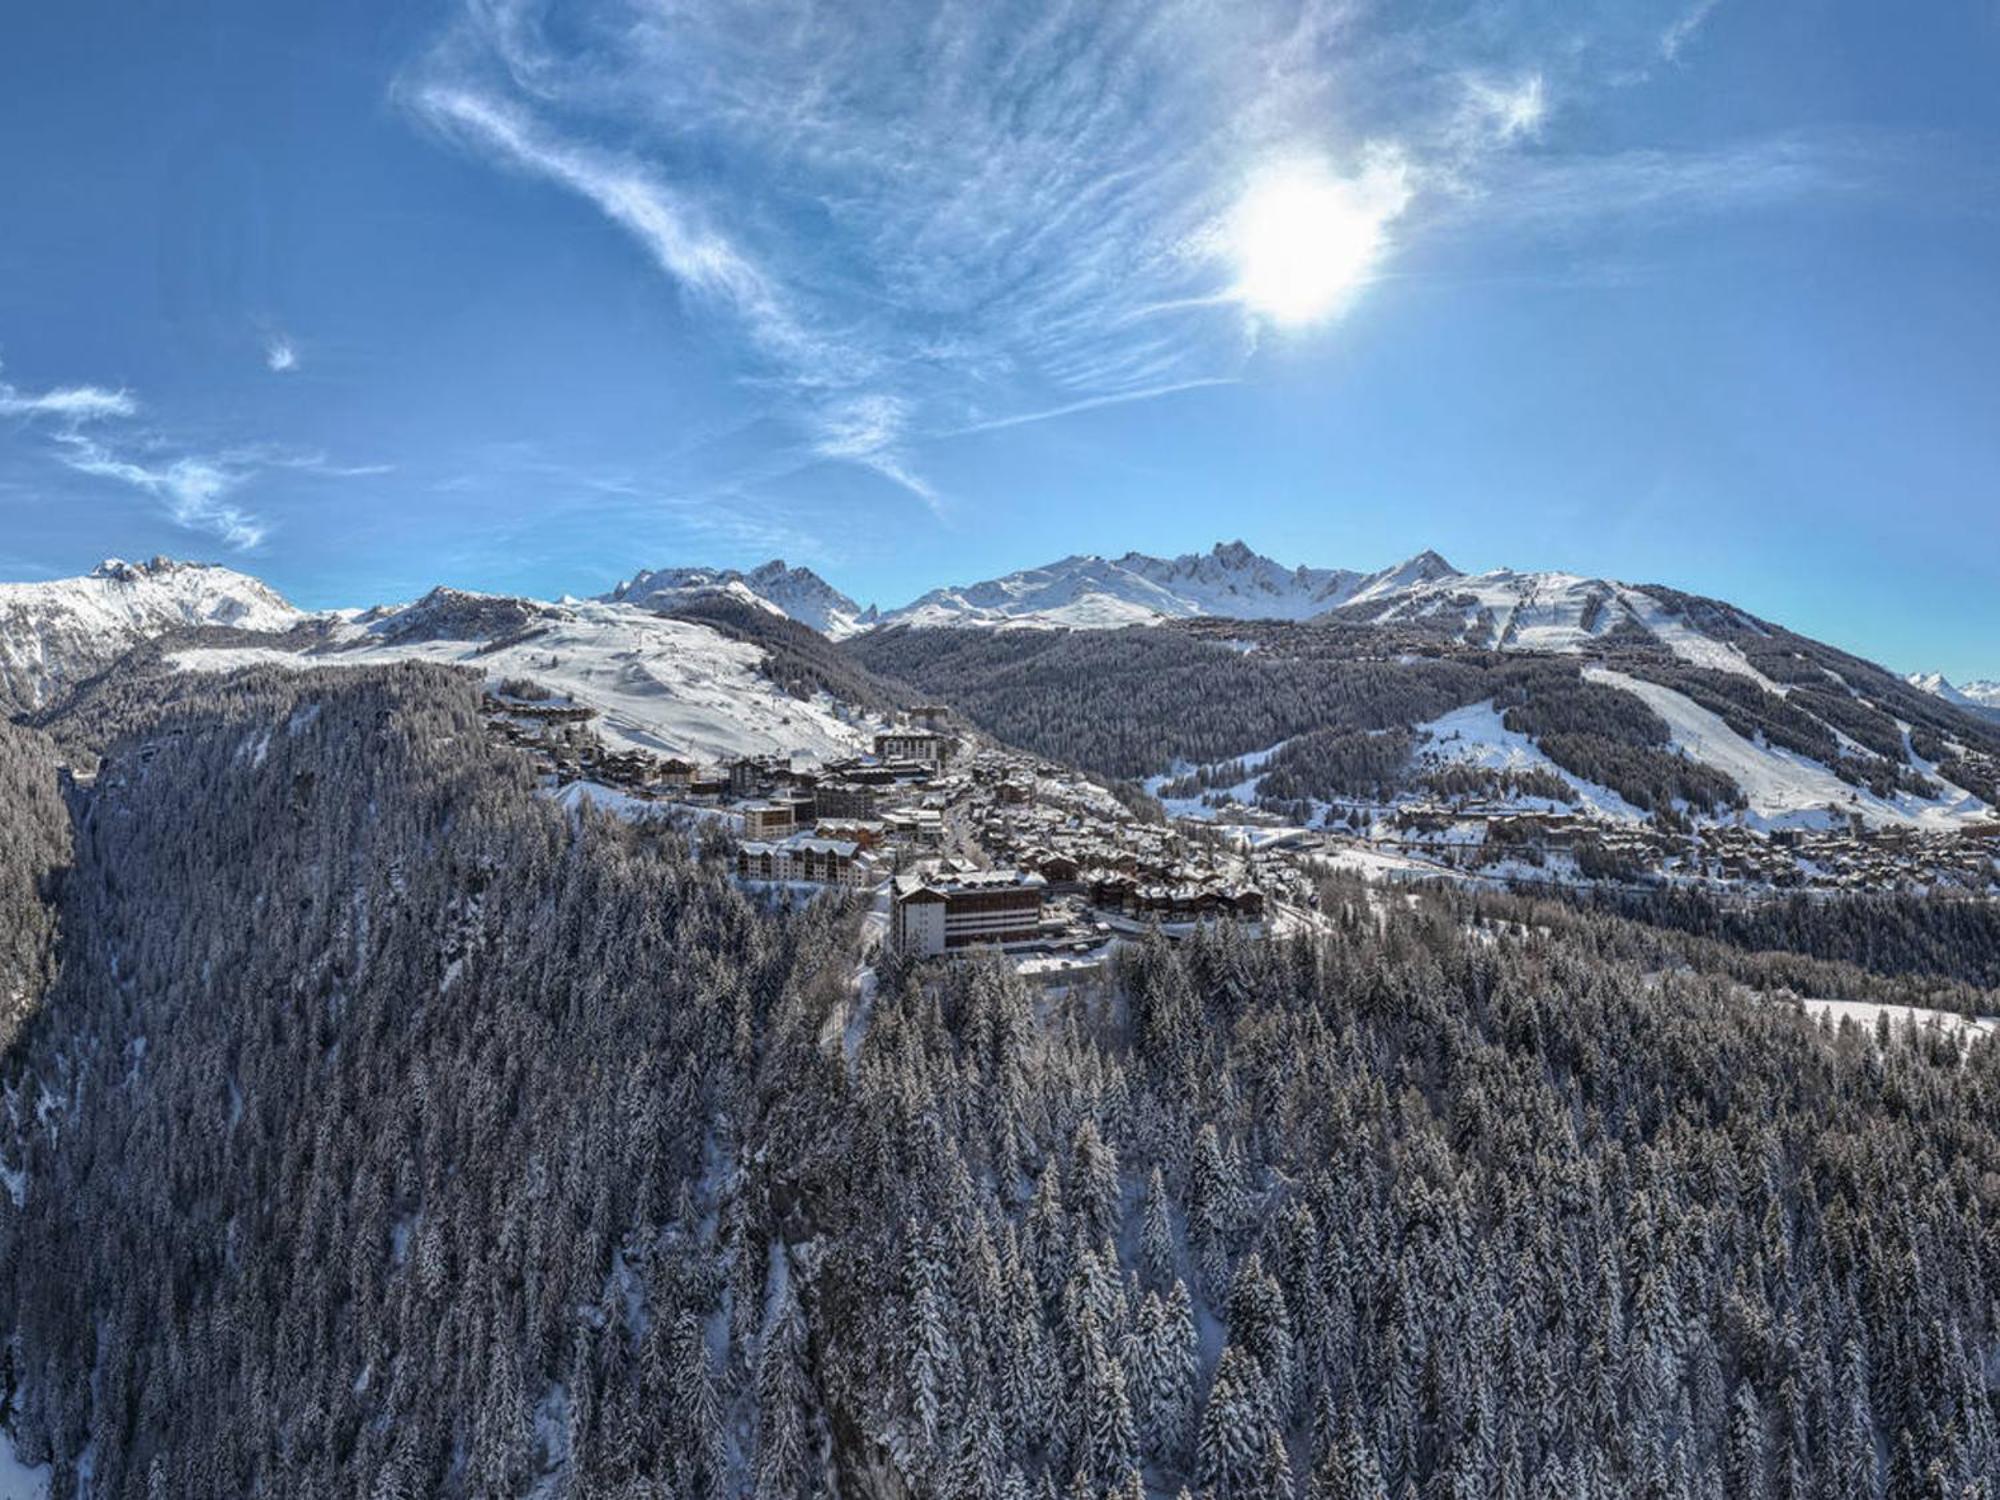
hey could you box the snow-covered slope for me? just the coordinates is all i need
[879,541,1456,630]
[1908,672,2000,718]
[869,541,1789,684]
[0,557,303,712]
[605,560,872,639]
[171,596,878,764]
[1332,566,1784,681]
[1585,666,1987,830]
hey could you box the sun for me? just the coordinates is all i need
[1228,157,1410,327]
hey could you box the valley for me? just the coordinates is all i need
[3,539,2000,1499]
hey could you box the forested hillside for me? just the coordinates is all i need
[3,663,2000,1497]
[0,719,68,1050]
[847,619,2000,826]
[0,665,863,1498]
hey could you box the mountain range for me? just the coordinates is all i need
[604,559,876,639]
[0,556,302,713]
[1906,671,2000,721]
[5,542,1997,839]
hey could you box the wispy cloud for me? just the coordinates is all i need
[0,362,137,422]
[1661,0,1726,62]
[1456,133,1871,234]
[412,86,818,367]
[265,335,299,373]
[2,356,384,551]
[400,0,1867,517]
[53,435,269,550]
[1456,74,1550,150]
[952,377,1243,437]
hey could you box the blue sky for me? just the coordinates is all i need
[1,0,1996,677]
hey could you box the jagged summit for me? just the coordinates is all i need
[1909,671,2000,719]
[876,541,1462,630]
[0,555,303,712]
[604,559,870,638]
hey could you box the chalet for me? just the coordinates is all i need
[1033,852,1083,889]
[883,808,944,846]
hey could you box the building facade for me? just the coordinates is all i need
[737,835,880,889]
[891,868,1047,956]
[873,729,951,766]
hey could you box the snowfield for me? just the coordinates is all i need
[0,1439,48,1500]
[0,557,302,710]
[1414,700,1647,821]
[604,560,873,639]
[1585,667,1991,830]
[879,542,1456,630]
[1357,567,1777,684]
[1799,998,1999,1045]
[171,602,878,764]
[1143,739,1293,819]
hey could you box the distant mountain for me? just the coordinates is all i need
[604,560,872,639]
[1908,672,2000,720]
[865,542,1789,680]
[0,556,301,713]
[346,585,567,647]
[876,540,1460,630]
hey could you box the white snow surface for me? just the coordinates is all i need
[871,544,1791,692]
[1585,667,1990,829]
[878,541,1458,630]
[1352,567,1777,683]
[0,557,302,708]
[171,599,876,764]
[604,560,871,639]
[1415,700,1647,820]
[1144,738,1292,818]
[1800,998,1999,1044]
[1908,671,2000,714]
[0,1437,49,1500]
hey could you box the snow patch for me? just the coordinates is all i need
[1585,667,1989,830]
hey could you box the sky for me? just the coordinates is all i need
[1,0,1997,678]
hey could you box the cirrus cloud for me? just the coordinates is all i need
[400,0,1878,516]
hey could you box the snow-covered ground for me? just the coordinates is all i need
[878,542,1449,630]
[1,557,302,709]
[0,1437,49,1500]
[1144,739,1292,819]
[170,601,878,764]
[1415,700,1647,821]
[1585,667,1990,830]
[1799,998,1999,1044]
[1352,567,1778,682]
[1309,843,1458,883]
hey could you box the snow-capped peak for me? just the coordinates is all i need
[605,559,870,638]
[0,555,304,711]
[1908,671,2000,715]
[877,540,1422,630]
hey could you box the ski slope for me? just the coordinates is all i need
[1585,667,1990,829]
[1414,700,1647,820]
[171,602,879,764]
